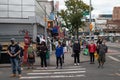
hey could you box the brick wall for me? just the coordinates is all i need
[113,7,120,20]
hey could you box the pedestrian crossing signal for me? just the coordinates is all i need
[89,23,93,31]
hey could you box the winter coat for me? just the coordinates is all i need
[98,44,108,55]
[55,46,63,57]
[88,44,96,53]
[73,43,81,53]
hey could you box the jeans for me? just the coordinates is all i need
[10,58,21,74]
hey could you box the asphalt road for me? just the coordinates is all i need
[0,48,120,80]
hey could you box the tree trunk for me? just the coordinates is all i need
[77,26,79,39]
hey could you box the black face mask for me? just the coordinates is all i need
[11,40,15,44]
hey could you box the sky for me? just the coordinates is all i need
[57,0,120,18]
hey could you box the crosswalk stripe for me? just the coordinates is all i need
[108,56,120,62]
[28,71,86,75]
[33,68,86,72]
[36,66,82,69]
[20,66,86,79]
[20,75,85,79]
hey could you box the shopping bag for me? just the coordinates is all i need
[94,52,99,60]
[83,48,89,55]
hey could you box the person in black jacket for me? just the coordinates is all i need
[73,40,81,66]
[0,43,2,53]
[38,41,48,69]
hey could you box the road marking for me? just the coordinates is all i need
[33,68,86,72]
[20,75,85,79]
[115,73,120,76]
[108,56,120,62]
[118,55,120,57]
[20,66,86,79]
[36,66,82,69]
[28,71,86,75]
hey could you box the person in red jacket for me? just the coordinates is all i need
[88,40,96,64]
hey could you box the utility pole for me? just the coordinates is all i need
[44,5,47,44]
[89,0,92,39]
[89,0,92,24]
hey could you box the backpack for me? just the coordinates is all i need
[99,44,107,54]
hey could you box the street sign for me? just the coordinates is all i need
[83,11,89,16]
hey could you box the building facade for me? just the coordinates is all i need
[0,0,54,42]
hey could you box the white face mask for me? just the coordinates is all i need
[30,44,32,47]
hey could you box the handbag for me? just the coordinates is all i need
[94,52,99,60]
[71,54,74,57]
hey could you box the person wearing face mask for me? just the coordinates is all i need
[97,40,108,68]
[73,40,81,66]
[7,38,21,78]
[27,44,35,69]
[88,40,96,64]
[39,41,48,69]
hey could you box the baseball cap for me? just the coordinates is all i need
[10,38,15,41]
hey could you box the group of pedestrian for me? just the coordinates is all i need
[6,36,108,78]
[88,37,108,68]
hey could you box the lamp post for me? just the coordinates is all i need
[89,0,92,24]
[89,0,93,39]
[44,5,47,44]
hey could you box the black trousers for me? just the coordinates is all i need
[90,53,95,63]
[40,53,47,67]
[56,57,62,67]
[62,54,64,63]
[74,53,80,63]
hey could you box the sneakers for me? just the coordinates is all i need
[74,63,77,66]
[18,74,22,78]
[74,63,80,66]
[10,74,22,78]
[44,67,47,70]
[10,74,16,77]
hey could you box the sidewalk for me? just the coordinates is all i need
[0,42,120,68]
[0,51,89,68]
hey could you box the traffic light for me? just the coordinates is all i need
[89,23,93,31]
[47,20,53,28]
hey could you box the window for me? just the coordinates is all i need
[0,5,8,11]
[9,5,21,11]
[9,12,21,18]
[22,6,35,11]
[0,12,8,17]
[22,0,35,5]
[9,0,21,5]
[0,0,8,4]
[22,12,35,18]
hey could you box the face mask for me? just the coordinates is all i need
[11,40,14,44]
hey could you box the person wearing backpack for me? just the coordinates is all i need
[27,44,35,69]
[98,40,108,68]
